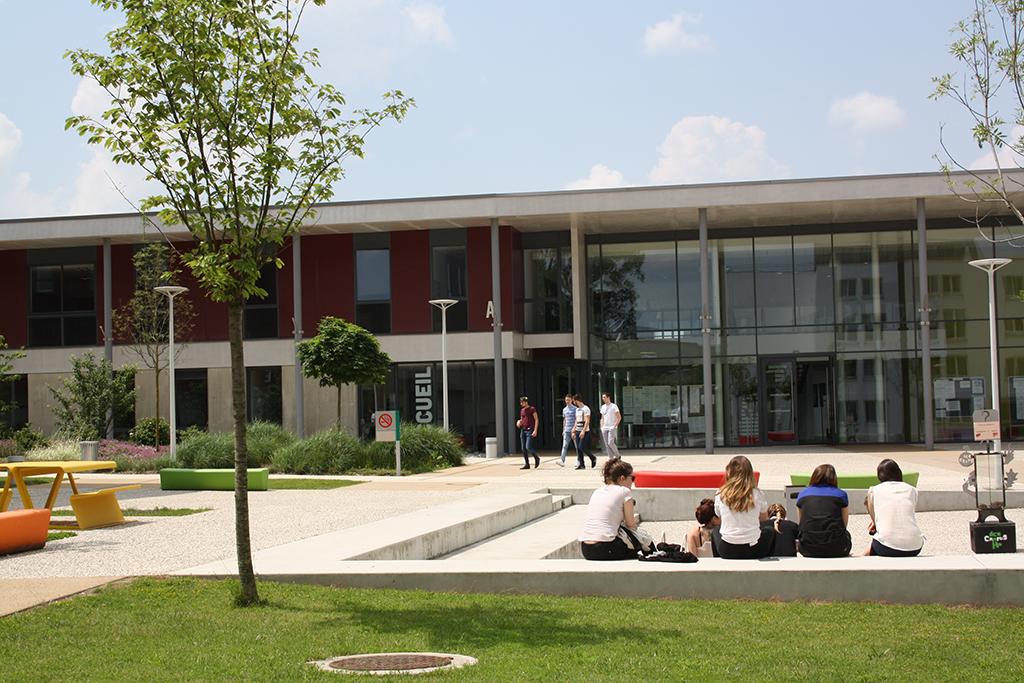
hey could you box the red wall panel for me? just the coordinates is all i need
[301,233,353,336]
[0,250,27,347]
[106,244,135,344]
[171,249,230,342]
[391,230,431,334]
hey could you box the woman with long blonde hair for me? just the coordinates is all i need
[712,455,774,559]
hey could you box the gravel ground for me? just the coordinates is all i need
[1,444,1018,579]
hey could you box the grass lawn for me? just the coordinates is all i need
[1,578,1021,682]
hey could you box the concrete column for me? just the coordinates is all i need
[292,233,304,437]
[570,214,588,360]
[103,237,113,439]
[917,199,933,450]
[491,218,505,455]
[700,209,714,454]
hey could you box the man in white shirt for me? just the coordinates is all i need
[599,391,621,460]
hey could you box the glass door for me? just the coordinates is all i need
[760,358,795,445]
[795,357,835,445]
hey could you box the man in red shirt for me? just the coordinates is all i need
[517,396,540,470]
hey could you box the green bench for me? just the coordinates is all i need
[159,468,270,491]
[790,471,919,488]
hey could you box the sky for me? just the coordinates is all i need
[0,0,1009,220]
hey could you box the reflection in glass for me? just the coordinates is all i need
[755,236,795,327]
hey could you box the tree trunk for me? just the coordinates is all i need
[229,298,259,605]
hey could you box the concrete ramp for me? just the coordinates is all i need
[441,501,587,560]
[181,488,568,576]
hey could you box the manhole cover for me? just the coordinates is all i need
[312,652,477,675]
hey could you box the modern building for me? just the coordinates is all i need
[2,171,1023,453]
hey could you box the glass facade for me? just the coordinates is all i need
[588,224,1023,447]
[28,247,97,347]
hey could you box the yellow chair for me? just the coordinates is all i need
[68,485,141,530]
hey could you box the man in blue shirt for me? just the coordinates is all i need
[557,394,576,467]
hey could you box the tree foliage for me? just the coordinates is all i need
[65,0,412,605]
[47,352,137,441]
[932,0,1024,237]
[113,241,195,444]
[296,317,391,425]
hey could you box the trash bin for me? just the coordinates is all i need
[80,440,100,461]
[485,437,498,459]
[783,485,805,522]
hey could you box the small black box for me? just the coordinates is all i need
[970,521,1017,554]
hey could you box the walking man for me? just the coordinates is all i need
[572,394,597,470]
[557,393,576,467]
[517,396,540,470]
[599,391,621,460]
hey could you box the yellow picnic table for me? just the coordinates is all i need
[0,460,140,530]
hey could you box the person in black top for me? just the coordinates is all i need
[761,503,799,556]
[796,463,852,557]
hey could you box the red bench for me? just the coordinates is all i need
[633,471,760,488]
[0,508,51,555]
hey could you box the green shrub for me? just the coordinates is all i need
[129,417,170,446]
[14,424,48,452]
[363,422,464,474]
[177,421,294,469]
[176,430,233,468]
[272,428,362,474]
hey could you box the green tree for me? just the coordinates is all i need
[0,334,26,431]
[65,0,412,605]
[297,317,392,426]
[113,241,195,446]
[47,352,137,441]
[932,0,1024,237]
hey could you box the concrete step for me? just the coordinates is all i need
[441,505,589,560]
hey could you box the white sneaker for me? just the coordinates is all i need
[556,460,564,467]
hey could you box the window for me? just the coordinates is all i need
[840,278,857,299]
[176,369,208,431]
[243,262,278,339]
[1,375,28,431]
[28,257,97,347]
[431,244,468,332]
[246,366,282,423]
[1005,319,1024,335]
[523,240,572,333]
[1004,275,1024,301]
[355,248,391,333]
[942,309,967,341]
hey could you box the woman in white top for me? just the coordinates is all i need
[711,455,773,559]
[579,459,637,560]
[685,498,718,558]
[857,459,925,557]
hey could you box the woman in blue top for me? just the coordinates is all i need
[796,463,852,557]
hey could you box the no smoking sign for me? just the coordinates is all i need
[375,411,399,442]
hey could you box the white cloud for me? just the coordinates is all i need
[829,91,908,133]
[70,77,112,119]
[67,147,154,216]
[303,0,456,81]
[565,164,630,190]
[643,13,712,54]
[0,112,23,170]
[648,115,787,185]
[969,125,1024,170]
[402,3,455,46]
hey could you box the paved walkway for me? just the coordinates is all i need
[0,443,1017,615]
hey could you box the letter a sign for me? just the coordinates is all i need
[376,411,399,442]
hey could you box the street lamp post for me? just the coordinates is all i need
[155,285,188,461]
[969,258,1012,453]
[429,299,458,431]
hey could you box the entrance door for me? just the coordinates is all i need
[520,361,579,450]
[759,356,835,446]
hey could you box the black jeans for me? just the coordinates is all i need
[581,537,634,560]
[712,526,775,559]
[575,431,596,467]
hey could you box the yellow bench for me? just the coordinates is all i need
[66,485,142,530]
